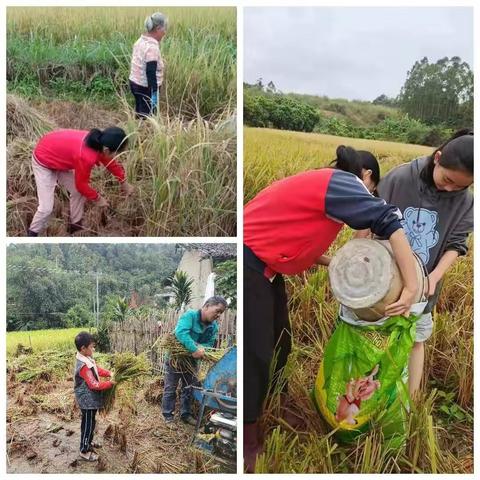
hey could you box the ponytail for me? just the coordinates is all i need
[145,12,167,33]
[84,127,128,154]
[331,145,363,179]
[84,128,103,152]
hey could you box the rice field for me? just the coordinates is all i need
[7,7,236,118]
[244,127,473,473]
[6,7,236,237]
[7,327,91,356]
[7,94,236,237]
[6,334,226,473]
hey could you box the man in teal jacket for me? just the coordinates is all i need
[162,296,227,425]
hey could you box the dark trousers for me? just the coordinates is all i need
[80,409,97,453]
[244,265,292,423]
[129,80,158,117]
[161,360,199,419]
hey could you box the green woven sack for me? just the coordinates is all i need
[312,315,417,449]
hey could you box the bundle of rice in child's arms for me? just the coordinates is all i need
[103,352,151,414]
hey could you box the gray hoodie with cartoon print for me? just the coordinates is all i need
[377,156,473,311]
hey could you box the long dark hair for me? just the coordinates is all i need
[84,127,128,154]
[358,150,380,185]
[331,145,380,185]
[420,128,473,187]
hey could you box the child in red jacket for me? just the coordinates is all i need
[74,332,115,462]
[28,127,134,236]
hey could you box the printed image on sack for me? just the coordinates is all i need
[313,239,426,448]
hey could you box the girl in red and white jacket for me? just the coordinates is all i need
[28,127,134,236]
[243,146,419,472]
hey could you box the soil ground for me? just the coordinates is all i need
[7,377,230,474]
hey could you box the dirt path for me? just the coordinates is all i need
[7,380,225,474]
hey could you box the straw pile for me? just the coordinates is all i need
[7,94,56,142]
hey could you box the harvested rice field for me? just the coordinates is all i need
[6,344,228,474]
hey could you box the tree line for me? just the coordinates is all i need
[245,56,473,146]
[7,244,237,331]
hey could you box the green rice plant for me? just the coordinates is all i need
[8,349,73,382]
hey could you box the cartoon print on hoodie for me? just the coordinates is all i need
[401,207,439,265]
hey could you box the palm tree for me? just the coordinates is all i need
[169,271,194,311]
[113,296,130,322]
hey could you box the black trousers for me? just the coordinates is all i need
[80,409,97,453]
[129,80,158,117]
[244,265,292,423]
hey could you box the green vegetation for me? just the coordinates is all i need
[7,244,181,331]
[7,7,236,118]
[245,55,472,146]
[244,87,453,146]
[215,259,237,310]
[244,91,319,132]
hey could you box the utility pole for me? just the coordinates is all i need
[96,272,100,329]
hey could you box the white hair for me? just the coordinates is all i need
[145,12,167,33]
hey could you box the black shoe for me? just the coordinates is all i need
[27,229,38,237]
[68,220,84,234]
[180,414,197,426]
[163,415,175,424]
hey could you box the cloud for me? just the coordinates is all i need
[244,7,473,101]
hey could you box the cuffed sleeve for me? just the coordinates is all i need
[96,366,112,378]
[146,61,158,93]
[445,199,473,256]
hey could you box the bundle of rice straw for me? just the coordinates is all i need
[156,333,225,374]
[7,94,56,142]
[103,352,151,413]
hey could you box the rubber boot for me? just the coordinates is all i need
[244,421,263,473]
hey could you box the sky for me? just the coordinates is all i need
[244,7,473,101]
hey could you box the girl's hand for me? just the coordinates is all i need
[316,255,331,266]
[95,196,109,208]
[121,182,134,197]
[385,287,417,317]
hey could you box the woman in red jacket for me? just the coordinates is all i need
[28,127,134,236]
[243,146,419,472]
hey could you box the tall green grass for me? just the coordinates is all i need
[7,7,236,117]
[245,128,473,473]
